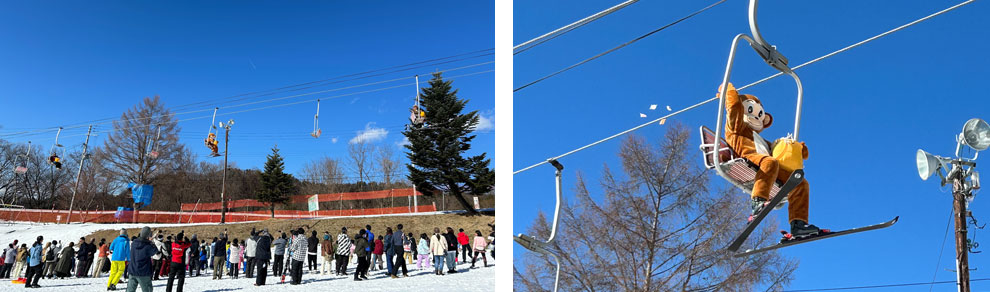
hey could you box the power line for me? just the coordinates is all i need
[514,0,639,55]
[929,207,954,292]
[0,60,493,140]
[5,68,494,143]
[0,49,493,138]
[514,0,725,92]
[781,278,990,292]
[513,0,978,175]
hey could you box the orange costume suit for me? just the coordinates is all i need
[722,83,810,223]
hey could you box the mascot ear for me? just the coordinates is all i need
[763,112,773,128]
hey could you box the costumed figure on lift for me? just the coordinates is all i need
[720,82,822,238]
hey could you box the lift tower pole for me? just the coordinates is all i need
[220,120,233,224]
[65,125,92,224]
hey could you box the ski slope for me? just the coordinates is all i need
[0,222,495,291]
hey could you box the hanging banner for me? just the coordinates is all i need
[114,207,133,219]
[128,183,154,206]
[308,195,319,212]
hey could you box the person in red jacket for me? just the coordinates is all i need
[456,229,471,262]
[371,236,384,271]
[166,232,191,292]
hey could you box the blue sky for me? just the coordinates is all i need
[515,0,990,290]
[0,1,494,180]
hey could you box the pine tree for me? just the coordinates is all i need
[403,72,494,215]
[258,146,296,217]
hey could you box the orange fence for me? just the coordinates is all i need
[181,188,423,211]
[0,204,438,224]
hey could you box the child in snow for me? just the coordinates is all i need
[416,234,430,270]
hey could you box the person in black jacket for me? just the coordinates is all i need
[306,231,318,272]
[126,227,156,292]
[443,227,459,274]
[187,235,199,277]
[253,229,272,286]
[211,232,227,280]
[75,237,91,278]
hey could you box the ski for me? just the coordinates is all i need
[726,169,805,252]
[733,216,899,257]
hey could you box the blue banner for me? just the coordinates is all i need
[114,207,133,219]
[127,183,154,206]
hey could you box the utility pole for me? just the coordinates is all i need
[953,169,971,292]
[413,74,419,213]
[916,118,988,292]
[220,119,234,224]
[65,125,92,224]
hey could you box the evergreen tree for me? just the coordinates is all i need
[403,72,494,215]
[258,146,296,217]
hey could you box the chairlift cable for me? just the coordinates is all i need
[514,0,639,55]
[0,61,493,140]
[514,0,978,175]
[0,48,493,136]
[1,67,491,143]
[58,69,494,142]
[514,0,726,92]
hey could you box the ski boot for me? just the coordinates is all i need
[748,197,767,222]
[788,220,822,239]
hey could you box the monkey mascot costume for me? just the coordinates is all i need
[719,83,821,237]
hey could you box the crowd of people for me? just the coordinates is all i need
[0,222,494,291]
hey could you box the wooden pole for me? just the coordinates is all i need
[953,170,971,292]
[66,125,92,224]
[221,125,230,224]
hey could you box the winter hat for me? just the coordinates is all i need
[323,234,330,240]
[139,227,152,239]
[120,229,128,237]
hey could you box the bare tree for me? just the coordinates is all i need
[514,125,797,291]
[377,145,401,187]
[348,141,374,183]
[98,96,185,213]
[3,144,77,209]
[300,156,345,194]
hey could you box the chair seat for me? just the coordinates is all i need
[699,126,783,199]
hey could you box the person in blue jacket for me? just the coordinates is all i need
[25,236,44,288]
[126,227,155,292]
[107,229,130,291]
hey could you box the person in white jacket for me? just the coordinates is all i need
[429,228,448,276]
[228,239,242,279]
[243,233,257,278]
[152,235,165,280]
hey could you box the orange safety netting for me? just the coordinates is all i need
[0,204,437,224]
[180,188,423,211]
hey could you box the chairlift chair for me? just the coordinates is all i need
[205,107,221,157]
[48,127,65,169]
[410,75,426,126]
[13,141,30,174]
[147,124,162,159]
[702,0,805,206]
[514,159,564,292]
[311,99,322,138]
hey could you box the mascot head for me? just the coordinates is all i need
[739,94,773,132]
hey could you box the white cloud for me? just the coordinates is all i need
[474,111,494,132]
[349,123,388,144]
[331,137,339,144]
[396,137,411,147]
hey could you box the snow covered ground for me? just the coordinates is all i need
[0,222,495,291]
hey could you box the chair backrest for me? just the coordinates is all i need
[698,126,737,168]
